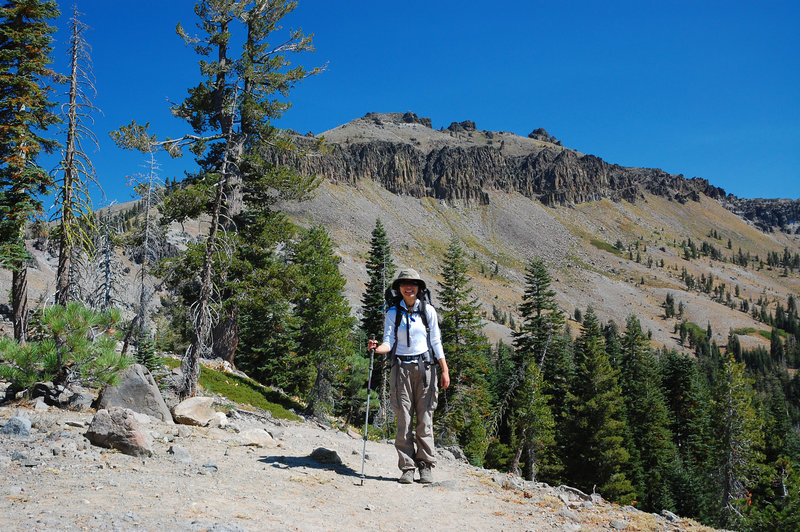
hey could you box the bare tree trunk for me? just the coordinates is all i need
[12,268,28,343]
[511,444,523,477]
[55,17,80,307]
[179,176,223,398]
[523,441,535,481]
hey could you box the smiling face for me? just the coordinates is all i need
[398,280,419,306]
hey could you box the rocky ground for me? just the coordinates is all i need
[0,397,719,532]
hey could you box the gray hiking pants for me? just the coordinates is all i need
[390,361,438,471]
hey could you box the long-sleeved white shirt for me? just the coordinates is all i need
[382,300,445,360]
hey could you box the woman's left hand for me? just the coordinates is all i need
[439,360,450,390]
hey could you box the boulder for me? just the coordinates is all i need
[171,397,217,426]
[1,413,32,437]
[309,447,342,466]
[95,364,173,423]
[85,407,154,457]
[237,428,276,448]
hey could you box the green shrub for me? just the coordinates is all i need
[590,239,623,256]
[0,302,132,392]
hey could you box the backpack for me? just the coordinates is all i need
[383,286,436,384]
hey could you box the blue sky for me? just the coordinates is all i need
[44,0,799,208]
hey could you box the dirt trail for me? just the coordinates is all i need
[0,404,715,532]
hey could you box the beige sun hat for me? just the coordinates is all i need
[391,268,426,291]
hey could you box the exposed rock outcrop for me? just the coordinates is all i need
[725,196,800,231]
[273,113,730,209]
[528,127,562,146]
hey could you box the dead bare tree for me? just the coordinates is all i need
[54,6,101,306]
[120,151,166,360]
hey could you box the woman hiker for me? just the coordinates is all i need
[367,268,450,484]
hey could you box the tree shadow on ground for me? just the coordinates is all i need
[259,454,395,483]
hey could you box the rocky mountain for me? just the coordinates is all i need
[724,196,800,233]
[2,112,798,357]
[271,112,800,352]
[276,112,728,207]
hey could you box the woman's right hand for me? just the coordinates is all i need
[367,339,379,351]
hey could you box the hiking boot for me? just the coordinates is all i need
[398,469,415,484]
[418,462,433,484]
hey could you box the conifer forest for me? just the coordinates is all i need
[0,2,798,531]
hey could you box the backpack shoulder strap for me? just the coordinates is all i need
[418,300,435,360]
[389,305,402,360]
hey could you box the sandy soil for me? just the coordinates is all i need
[0,401,717,532]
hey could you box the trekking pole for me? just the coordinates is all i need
[360,338,376,486]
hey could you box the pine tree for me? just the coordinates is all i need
[125,152,165,365]
[509,257,563,480]
[564,307,634,504]
[359,218,395,432]
[619,315,678,512]
[360,219,395,338]
[711,356,766,528]
[0,302,131,391]
[659,349,716,521]
[235,212,301,393]
[292,225,355,419]
[112,0,320,397]
[0,0,60,342]
[435,238,492,466]
[513,258,564,367]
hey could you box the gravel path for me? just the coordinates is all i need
[0,404,716,532]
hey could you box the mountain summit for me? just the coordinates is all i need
[273,111,800,351]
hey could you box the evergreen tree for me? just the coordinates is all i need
[619,315,678,512]
[711,356,766,528]
[292,225,355,419]
[113,0,319,397]
[359,218,395,432]
[235,212,301,392]
[564,307,634,504]
[513,258,564,367]
[659,349,716,519]
[0,302,130,391]
[509,257,563,480]
[435,238,492,466]
[360,219,395,338]
[0,0,60,341]
[741,458,800,531]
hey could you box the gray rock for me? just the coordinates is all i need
[557,508,580,522]
[1,414,32,437]
[609,519,628,530]
[68,390,95,411]
[204,524,246,532]
[95,364,173,423]
[661,509,679,522]
[200,462,219,474]
[172,396,217,426]
[492,473,525,491]
[11,451,40,467]
[441,445,468,462]
[85,407,154,457]
[309,447,342,465]
[236,428,276,448]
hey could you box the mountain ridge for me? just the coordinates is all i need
[272,111,800,352]
[281,111,797,232]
